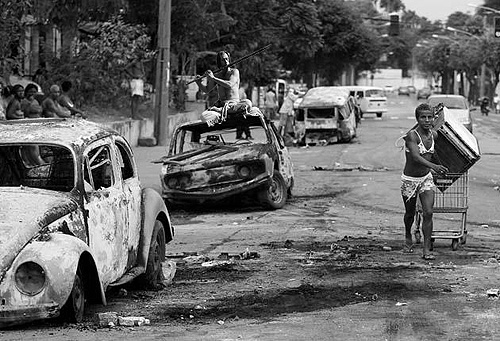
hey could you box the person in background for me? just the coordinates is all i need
[58,80,86,118]
[42,85,71,118]
[264,86,278,120]
[278,88,298,138]
[124,56,145,119]
[21,83,43,118]
[0,82,9,120]
[6,84,24,120]
[401,103,448,260]
[494,93,500,114]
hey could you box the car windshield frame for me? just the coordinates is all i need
[0,143,77,192]
[170,115,270,155]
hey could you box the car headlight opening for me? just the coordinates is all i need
[167,177,178,189]
[238,165,252,178]
[15,261,46,295]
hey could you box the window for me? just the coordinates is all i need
[86,145,113,190]
[115,141,135,180]
[0,144,74,191]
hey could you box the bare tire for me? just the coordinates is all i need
[337,131,343,143]
[143,220,166,288]
[61,271,85,323]
[258,172,287,210]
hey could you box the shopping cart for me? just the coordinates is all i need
[413,172,468,251]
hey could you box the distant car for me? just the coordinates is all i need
[157,110,294,210]
[427,94,474,132]
[398,86,410,96]
[417,88,432,100]
[0,118,174,327]
[407,86,416,94]
[384,85,394,94]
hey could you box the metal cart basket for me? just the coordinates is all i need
[414,172,468,251]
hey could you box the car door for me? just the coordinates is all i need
[268,122,294,184]
[114,137,142,267]
[83,139,128,286]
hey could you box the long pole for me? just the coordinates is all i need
[154,0,172,146]
[186,44,271,85]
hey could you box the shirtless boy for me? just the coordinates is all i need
[401,103,448,260]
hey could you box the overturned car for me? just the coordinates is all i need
[156,109,294,209]
[0,118,173,327]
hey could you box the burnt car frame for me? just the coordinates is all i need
[0,118,173,327]
[156,111,294,209]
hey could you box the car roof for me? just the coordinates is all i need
[176,114,265,133]
[0,118,118,148]
[428,94,464,99]
[300,86,350,108]
[344,86,383,91]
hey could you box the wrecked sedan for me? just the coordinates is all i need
[156,111,294,209]
[0,118,173,327]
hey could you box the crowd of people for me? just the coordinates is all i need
[0,80,86,121]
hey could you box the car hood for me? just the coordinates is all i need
[163,143,275,171]
[0,188,78,277]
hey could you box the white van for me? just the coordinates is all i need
[346,86,387,118]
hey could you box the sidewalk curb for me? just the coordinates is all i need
[99,107,201,147]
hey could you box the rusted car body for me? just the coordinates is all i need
[295,86,357,145]
[156,111,294,209]
[0,118,173,327]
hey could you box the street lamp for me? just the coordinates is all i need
[468,3,500,15]
[446,26,481,40]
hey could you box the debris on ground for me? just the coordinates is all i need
[162,260,177,285]
[183,255,210,264]
[395,302,408,306]
[487,289,499,297]
[201,259,235,268]
[95,313,151,327]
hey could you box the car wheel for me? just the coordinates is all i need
[376,112,382,118]
[258,171,287,209]
[61,271,85,323]
[336,130,343,143]
[143,220,166,288]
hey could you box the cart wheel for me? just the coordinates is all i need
[451,239,459,251]
[414,230,421,244]
[460,231,467,245]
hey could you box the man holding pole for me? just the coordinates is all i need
[195,51,251,127]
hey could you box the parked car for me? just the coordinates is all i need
[0,118,174,327]
[427,94,474,132]
[398,86,410,96]
[417,87,432,100]
[295,86,358,145]
[407,85,416,94]
[346,86,387,118]
[156,109,294,210]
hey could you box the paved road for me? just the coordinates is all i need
[4,93,500,341]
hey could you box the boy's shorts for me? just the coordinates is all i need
[401,172,436,201]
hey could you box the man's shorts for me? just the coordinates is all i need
[401,172,436,201]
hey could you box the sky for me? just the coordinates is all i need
[402,0,484,22]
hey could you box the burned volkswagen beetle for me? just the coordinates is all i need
[0,118,173,327]
[156,109,294,209]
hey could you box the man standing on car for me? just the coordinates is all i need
[195,51,252,127]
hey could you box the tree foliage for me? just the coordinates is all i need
[0,0,32,80]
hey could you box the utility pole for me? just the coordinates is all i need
[154,0,172,146]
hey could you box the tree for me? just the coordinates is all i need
[0,1,32,81]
